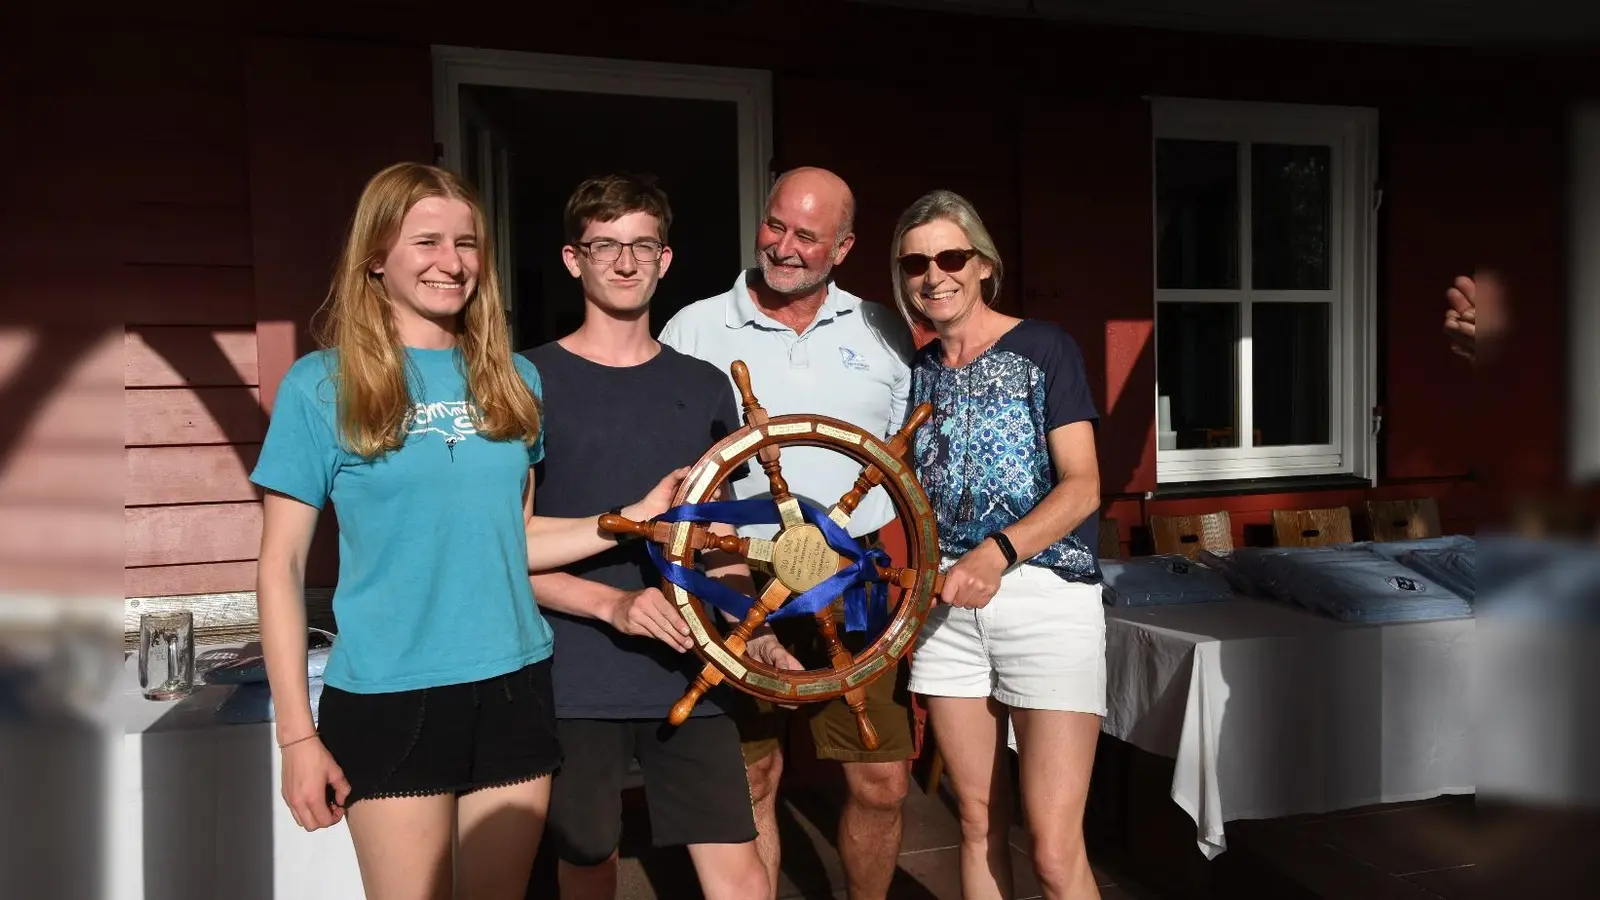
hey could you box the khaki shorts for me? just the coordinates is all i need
[734,532,918,766]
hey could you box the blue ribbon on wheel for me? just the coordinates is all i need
[642,497,892,642]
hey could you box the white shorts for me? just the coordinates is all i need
[907,562,1107,716]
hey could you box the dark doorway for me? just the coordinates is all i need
[459,85,745,351]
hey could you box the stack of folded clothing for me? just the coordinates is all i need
[1099,553,1238,608]
[1339,535,1478,600]
[1197,546,1304,597]
[1243,546,1473,623]
[1398,546,1476,600]
[210,631,334,725]
[1338,534,1475,560]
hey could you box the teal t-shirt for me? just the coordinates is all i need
[250,346,553,693]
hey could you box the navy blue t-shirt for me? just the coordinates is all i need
[521,342,744,718]
[909,319,1101,582]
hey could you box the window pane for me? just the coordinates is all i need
[1157,303,1240,449]
[1252,144,1331,290]
[1252,302,1331,446]
[1157,140,1239,289]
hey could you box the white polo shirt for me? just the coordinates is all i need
[659,270,915,540]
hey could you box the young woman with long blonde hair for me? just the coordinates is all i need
[251,162,681,900]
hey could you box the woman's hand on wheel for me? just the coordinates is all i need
[281,736,351,831]
[937,541,1007,609]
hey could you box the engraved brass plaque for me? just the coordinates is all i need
[767,422,813,436]
[745,538,775,565]
[817,422,862,443]
[688,466,719,503]
[845,656,887,687]
[867,441,898,471]
[776,496,805,529]
[771,524,840,593]
[720,430,763,461]
[705,642,748,678]
[889,620,917,657]
[744,672,794,695]
[796,679,842,696]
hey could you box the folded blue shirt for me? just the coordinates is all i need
[1100,554,1236,607]
[1254,547,1473,623]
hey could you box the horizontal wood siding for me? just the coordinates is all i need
[108,31,266,601]
[125,561,259,600]
[125,328,258,387]
[125,387,264,446]
[125,445,261,505]
[125,503,262,568]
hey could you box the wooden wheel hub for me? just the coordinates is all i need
[597,360,944,750]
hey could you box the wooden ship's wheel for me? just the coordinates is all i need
[599,361,944,749]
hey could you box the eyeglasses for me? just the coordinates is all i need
[897,248,979,277]
[577,239,666,263]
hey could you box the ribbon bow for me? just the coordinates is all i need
[642,497,892,642]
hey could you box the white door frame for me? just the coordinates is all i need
[431,46,774,269]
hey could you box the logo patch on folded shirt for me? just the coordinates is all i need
[838,346,870,371]
[1386,575,1427,593]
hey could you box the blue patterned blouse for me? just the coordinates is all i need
[909,319,1101,583]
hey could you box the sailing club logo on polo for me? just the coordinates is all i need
[405,399,479,444]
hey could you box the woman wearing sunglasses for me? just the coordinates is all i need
[892,190,1106,900]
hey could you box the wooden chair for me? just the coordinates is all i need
[1271,507,1354,547]
[1149,512,1234,559]
[1099,516,1123,558]
[1366,498,1441,542]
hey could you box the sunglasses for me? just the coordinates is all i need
[897,247,979,277]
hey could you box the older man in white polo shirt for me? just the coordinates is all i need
[659,166,915,900]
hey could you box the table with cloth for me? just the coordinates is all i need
[1097,595,1475,859]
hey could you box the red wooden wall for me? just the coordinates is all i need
[24,4,1573,599]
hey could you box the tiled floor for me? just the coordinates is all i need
[1221,794,1600,899]
[602,780,1163,899]
[1222,795,1479,899]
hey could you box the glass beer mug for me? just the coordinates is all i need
[138,611,195,700]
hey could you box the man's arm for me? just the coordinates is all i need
[874,305,917,438]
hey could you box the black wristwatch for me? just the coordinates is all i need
[986,531,1018,568]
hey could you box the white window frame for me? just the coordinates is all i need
[1151,97,1379,484]
[431,46,773,270]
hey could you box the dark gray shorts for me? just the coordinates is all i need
[547,715,757,864]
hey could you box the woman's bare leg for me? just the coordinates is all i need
[346,793,456,900]
[926,695,1013,900]
[456,775,552,900]
[1010,708,1101,899]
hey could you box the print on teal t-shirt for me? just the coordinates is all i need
[249,347,553,694]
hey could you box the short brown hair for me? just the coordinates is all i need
[563,173,672,245]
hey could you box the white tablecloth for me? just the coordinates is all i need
[1101,599,1475,859]
[109,646,363,900]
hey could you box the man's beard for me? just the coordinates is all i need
[758,251,832,295]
